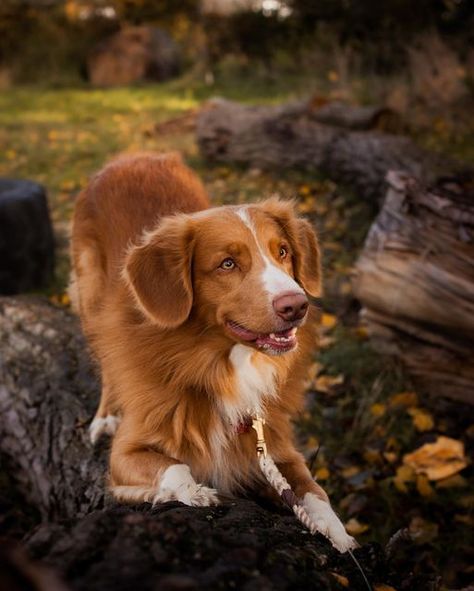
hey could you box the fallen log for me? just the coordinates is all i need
[352,171,474,404]
[0,297,436,590]
[197,98,449,202]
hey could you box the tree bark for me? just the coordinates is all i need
[196,98,450,202]
[0,297,436,590]
[352,171,474,404]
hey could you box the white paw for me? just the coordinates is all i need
[303,493,358,553]
[89,414,121,444]
[153,464,219,507]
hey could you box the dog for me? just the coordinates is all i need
[70,152,356,552]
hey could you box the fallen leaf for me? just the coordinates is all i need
[345,517,369,535]
[408,408,435,432]
[389,391,418,408]
[320,313,337,330]
[403,436,468,481]
[315,466,330,480]
[416,474,435,497]
[383,451,398,464]
[314,374,344,393]
[330,572,349,587]
[341,466,360,479]
[370,403,386,417]
[374,585,398,591]
[393,464,416,493]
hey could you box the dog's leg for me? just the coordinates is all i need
[109,422,219,507]
[89,370,121,444]
[275,451,357,553]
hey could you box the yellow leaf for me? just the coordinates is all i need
[393,464,416,493]
[370,403,386,417]
[330,572,349,587]
[403,436,468,481]
[299,184,311,196]
[61,293,71,306]
[328,70,339,82]
[408,408,434,432]
[389,391,418,408]
[314,374,344,393]
[341,466,360,479]
[5,149,17,160]
[416,474,435,497]
[383,451,398,464]
[315,466,330,480]
[321,313,337,330]
[375,585,398,591]
[345,518,369,535]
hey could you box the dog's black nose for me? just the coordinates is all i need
[273,292,308,322]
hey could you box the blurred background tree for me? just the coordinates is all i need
[0,0,472,85]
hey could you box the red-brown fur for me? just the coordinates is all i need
[71,152,331,505]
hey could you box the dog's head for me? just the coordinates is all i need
[124,198,321,355]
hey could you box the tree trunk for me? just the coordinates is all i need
[197,98,450,202]
[0,296,438,590]
[352,171,474,404]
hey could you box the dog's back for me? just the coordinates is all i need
[70,152,209,322]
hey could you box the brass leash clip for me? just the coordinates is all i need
[251,415,267,459]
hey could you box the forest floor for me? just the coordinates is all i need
[0,73,472,589]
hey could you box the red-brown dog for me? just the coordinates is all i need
[70,152,356,552]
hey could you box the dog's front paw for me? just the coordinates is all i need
[89,414,121,444]
[303,493,358,553]
[154,464,219,507]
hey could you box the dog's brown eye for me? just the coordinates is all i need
[279,246,288,259]
[220,258,235,270]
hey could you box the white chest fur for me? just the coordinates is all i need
[223,344,277,425]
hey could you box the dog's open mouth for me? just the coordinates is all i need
[226,320,297,353]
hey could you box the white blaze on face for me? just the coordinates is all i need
[235,207,304,304]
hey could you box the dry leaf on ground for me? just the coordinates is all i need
[314,374,344,393]
[345,517,369,535]
[403,436,468,481]
[408,408,435,432]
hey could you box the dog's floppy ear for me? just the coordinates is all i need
[291,217,321,297]
[260,197,321,297]
[124,215,194,328]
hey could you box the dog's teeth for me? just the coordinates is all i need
[270,333,276,339]
[290,328,297,336]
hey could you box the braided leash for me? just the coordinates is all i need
[251,415,372,590]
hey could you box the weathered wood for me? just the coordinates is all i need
[0,297,106,521]
[197,98,448,202]
[352,171,474,403]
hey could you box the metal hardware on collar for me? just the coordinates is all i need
[251,415,267,458]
